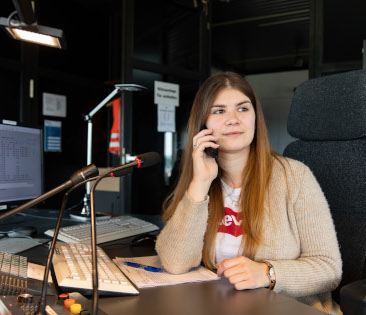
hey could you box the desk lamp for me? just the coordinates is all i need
[0,0,66,49]
[71,84,147,221]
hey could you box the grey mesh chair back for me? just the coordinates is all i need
[283,70,366,305]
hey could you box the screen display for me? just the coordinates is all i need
[0,123,43,206]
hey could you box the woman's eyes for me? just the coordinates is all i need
[212,107,248,114]
[238,107,248,112]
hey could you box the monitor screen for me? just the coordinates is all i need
[0,123,43,210]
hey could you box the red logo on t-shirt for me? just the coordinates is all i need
[218,207,243,237]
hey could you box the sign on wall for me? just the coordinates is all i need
[42,93,67,118]
[44,120,62,152]
[154,81,179,107]
[154,81,179,133]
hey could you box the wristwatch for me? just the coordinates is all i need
[263,261,276,290]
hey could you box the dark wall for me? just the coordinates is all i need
[0,1,118,209]
[0,0,206,214]
[323,0,366,63]
[3,0,363,213]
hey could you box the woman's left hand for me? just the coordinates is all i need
[216,256,270,290]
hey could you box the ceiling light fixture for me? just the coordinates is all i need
[0,0,66,49]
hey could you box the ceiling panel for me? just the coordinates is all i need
[212,0,310,74]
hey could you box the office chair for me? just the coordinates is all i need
[283,69,366,315]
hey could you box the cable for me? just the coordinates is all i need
[65,198,84,212]
[8,11,20,26]
[7,10,20,38]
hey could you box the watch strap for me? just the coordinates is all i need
[263,261,276,290]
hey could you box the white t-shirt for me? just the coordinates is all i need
[215,180,243,263]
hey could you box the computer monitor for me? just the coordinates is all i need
[0,122,43,211]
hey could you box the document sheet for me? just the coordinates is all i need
[28,262,53,282]
[0,237,50,254]
[114,255,220,288]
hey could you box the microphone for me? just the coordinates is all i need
[0,164,99,221]
[137,151,162,168]
[88,152,160,314]
[70,164,99,185]
[36,174,100,315]
[107,152,161,178]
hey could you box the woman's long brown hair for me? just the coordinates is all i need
[162,72,280,270]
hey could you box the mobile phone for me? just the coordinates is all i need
[202,126,219,159]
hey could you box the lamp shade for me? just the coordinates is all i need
[0,17,66,49]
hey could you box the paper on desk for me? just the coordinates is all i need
[114,256,220,288]
[28,262,53,283]
[0,237,50,254]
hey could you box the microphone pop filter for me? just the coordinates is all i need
[137,152,161,168]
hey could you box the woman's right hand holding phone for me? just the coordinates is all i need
[187,128,219,202]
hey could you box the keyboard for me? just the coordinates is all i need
[52,242,139,295]
[45,216,159,244]
[0,251,56,296]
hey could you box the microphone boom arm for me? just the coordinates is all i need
[0,164,98,222]
[35,176,99,315]
[0,181,72,222]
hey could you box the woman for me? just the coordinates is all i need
[156,72,342,314]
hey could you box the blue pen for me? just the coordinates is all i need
[124,262,164,273]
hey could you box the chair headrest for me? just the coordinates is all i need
[287,70,366,140]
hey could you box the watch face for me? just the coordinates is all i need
[269,267,275,279]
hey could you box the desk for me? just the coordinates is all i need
[4,211,325,315]
[99,282,325,315]
[99,241,326,315]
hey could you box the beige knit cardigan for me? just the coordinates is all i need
[156,158,342,314]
